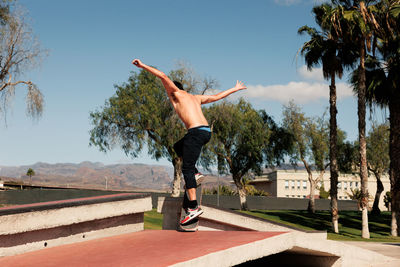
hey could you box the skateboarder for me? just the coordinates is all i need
[132,59,246,224]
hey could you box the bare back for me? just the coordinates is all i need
[169,90,208,129]
[131,59,246,129]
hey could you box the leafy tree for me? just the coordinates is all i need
[89,65,216,196]
[26,168,34,185]
[384,191,392,211]
[203,185,236,196]
[0,3,46,121]
[367,122,390,215]
[298,1,357,232]
[282,101,330,213]
[258,110,294,168]
[202,100,269,210]
[241,174,269,197]
[0,0,12,25]
[347,188,363,210]
[319,185,330,199]
[337,140,358,174]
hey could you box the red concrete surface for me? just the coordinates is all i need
[0,230,286,267]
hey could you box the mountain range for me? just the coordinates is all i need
[0,161,233,191]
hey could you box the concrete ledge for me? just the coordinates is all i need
[0,193,152,256]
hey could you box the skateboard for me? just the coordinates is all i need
[178,184,202,232]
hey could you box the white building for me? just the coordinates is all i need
[250,170,390,211]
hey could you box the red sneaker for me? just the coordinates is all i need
[180,206,203,225]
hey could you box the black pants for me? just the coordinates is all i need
[173,126,211,189]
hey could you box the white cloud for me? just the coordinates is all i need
[240,81,353,104]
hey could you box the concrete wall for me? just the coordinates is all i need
[0,193,152,256]
[201,195,358,211]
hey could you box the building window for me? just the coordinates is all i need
[355,182,359,188]
[339,196,342,199]
[291,180,295,189]
[285,180,289,189]
[344,196,348,200]
[303,195,306,198]
[297,180,301,189]
[350,182,353,188]
[285,195,289,197]
[303,181,307,189]
[297,195,300,198]
[344,182,348,190]
[338,182,342,189]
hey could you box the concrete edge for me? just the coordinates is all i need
[1,196,153,235]
[0,192,151,216]
[291,233,397,267]
[170,232,295,267]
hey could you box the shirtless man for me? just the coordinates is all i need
[132,59,246,224]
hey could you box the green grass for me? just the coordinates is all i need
[240,210,400,242]
[144,209,163,230]
[143,208,400,242]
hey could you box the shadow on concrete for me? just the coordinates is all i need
[235,247,340,267]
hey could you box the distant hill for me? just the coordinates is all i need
[0,162,172,191]
[0,161,234,192]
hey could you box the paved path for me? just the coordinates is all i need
[0,230,285,267]
[341,241,400,259]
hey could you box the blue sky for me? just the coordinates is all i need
[0,0,387,167]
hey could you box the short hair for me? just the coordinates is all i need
[173,81,184,90]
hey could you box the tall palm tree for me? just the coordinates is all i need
[298,2,356,233]
[356,0,400,236]
[326,0,382,239]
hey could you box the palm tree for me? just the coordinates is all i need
[26,168,35,185]
[298,2,356,233]
[355,0,400,236]
[326,0,381,239]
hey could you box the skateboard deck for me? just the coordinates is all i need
[178,184,202,232]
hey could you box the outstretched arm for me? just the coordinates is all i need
[197,81,247,104]
[132,59,179,95]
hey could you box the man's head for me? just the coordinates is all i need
[173,81,184,90]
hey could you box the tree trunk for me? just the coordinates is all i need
[371,173,383,215]
[358,40,370,239]
[308,179,316,213]
[171,157,182,197]
[329,75,339,233]
[389,94,400,236]
[234,175,248,210]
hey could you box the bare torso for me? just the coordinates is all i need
[170,90,208,129]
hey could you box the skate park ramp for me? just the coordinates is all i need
[0,194,399,266]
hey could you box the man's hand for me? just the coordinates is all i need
[234,80,247,91]
[132,59,144,68]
